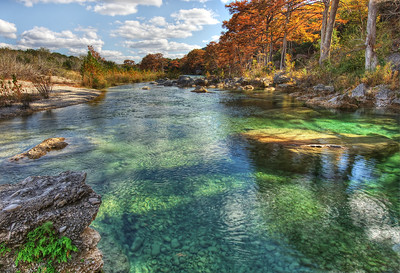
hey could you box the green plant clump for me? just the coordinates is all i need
[15,222,78,273]
[0,242,11,256]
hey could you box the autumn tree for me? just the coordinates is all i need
[140,53,166,72]
[319,0,340,65]
[181,49,206,74]
[365,0,400,70]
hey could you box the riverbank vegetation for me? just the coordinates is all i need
[1,0,398,95]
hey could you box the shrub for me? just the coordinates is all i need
[33,75,53,99]
[14,221,78,273]
[0,75,31,107]
[362,63,400,90]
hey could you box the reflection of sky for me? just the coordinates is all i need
[347,155,376,193]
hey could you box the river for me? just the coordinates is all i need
[0,83,399,272]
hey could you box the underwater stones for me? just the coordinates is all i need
[131,237,144,252]
[265,244,276,252]
[207,246,218,252]
[171,238,180,248]
[163,235,171,242]
[10,137,68,161]
[142,86,150,90]
[151,242,161,256]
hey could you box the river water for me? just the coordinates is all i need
[0,83,399,272]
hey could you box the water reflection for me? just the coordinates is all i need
[0,84,399,272]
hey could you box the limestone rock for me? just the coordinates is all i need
[373,85,395,108]
[273,73,290,84]
[191,86,208,93]
[350,83,368,101]
[10,137,68,161]
[313,84,335,93]
[0,171,103,273]
[243,85,254,91]
[386,53,400,71]
[243,128,399,156]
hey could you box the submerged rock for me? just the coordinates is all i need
[0,171,103,272]
[10,137,68,161]
[142,86,150,90]
[191,86,208,93]
[242,128,399,156]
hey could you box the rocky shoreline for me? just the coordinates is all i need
[0,83,103,120]
[152,74,400,112]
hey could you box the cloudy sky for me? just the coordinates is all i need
[0,0,231,63]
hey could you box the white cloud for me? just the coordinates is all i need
[202,35,220,43]
[171,8,218,26]
[111,8,217,60]
[18,0,162,16]
[149,16,167,27]
[17,26,104,54]
[89,3,138,16]
[112,8,218,40]
[124,39,199,58]
[18,0,91,7]
[182,0,209,3]
[0,42,29,50]
[0,19,17,39]
[99,49,140,63]
[220,0,230,3]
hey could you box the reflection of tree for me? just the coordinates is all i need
[247,139,400,271]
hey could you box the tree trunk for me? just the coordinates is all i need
[280,6,291,70]
[280,32,288,70]
[319,0,340,65]
[320,0,330,50]
[269,31,274,65]
[365,0,378,71]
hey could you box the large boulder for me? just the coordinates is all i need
[177,76,194,87]
[0,171,103,272]
[373,85,396,108]
[194,78,208,86]
[251,78,271,88]
[350,83,368,102]
[273,73,290,84]
[386,53,400,71]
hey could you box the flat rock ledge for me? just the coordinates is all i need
[0,171,103,272]
[10,137,68,161]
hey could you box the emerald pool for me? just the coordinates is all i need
[0,84,399,272]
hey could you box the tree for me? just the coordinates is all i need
[319,0,340,65]
[365,0,378,71]
[140,53,166,72]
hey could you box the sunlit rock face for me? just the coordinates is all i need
[0,171,103,272]
[9,137,68,161]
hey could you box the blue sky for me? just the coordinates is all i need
[0,0,231,63]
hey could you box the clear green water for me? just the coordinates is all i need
[0,84,399,272]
